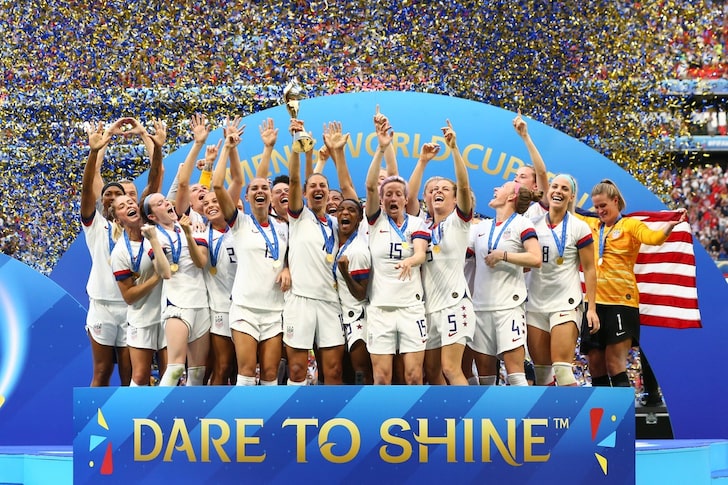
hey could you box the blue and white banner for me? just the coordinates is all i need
[73,386,634,484]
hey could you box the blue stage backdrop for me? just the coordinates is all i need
[0,90,718,445]
[0,252,89,445]
[73,386,635,484]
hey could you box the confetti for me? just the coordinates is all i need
[0,1,714,273]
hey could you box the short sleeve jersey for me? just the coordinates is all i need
[468,214,538,311]
[526,213,593,313]
[367,210,431,308]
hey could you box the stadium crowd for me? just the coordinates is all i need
[2,0,724,274]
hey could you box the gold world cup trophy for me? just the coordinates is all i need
[283,79,315,153]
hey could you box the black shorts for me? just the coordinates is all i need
[580,303,639,353]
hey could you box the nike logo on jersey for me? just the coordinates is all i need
[559,313,569,317]
[478,233,486,237]
[379,230,388,233]
[616,331,626,336]
[448,331,457,337]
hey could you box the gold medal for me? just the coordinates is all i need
[556,256,564,265]
[333,282,338,291]
[597,258,603,266]
[432,245,441,254]
[170,263,179,273]
[402,242,410,250]
[132,272,140,279]
[326,254,334,263]
[209,266,217,275]
[272,260,282,268]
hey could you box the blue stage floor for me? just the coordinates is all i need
[1,440,727,485]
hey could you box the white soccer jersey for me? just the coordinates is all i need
[468,214,538,311]
[229,211,289,311]
[110,235,162,328]
[334,234,371,324]
[523,200,548,220]
[367,210,431,308]
[526,212,594,313]
[82,209,124,302]
[156,223,207,308]
[288,206,339,302]
[422,207,472,313]
[197,225,237,313]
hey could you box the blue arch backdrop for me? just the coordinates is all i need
[0,91,721,445]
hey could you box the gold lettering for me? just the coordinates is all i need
[481,149,506,175]
[462,418,474,463]
[200,418,231,463]
[318,418,361,464]
[347,133,364,159]
[576,192,590,209]
[282,418,318,463]
[134,418,163,462]
[379,418,412,464]
[461,144,482,170]
[163,418,196,462]
[481,418,519,466]
[365,132,378,156]
[235,419,266,463]
[237,159,255,185]
[412,133,421,158]
[523,419,550,462]
[270,149,289,176]
[393,133,411,159]
[414,418,457,463]
[503,156,525,180]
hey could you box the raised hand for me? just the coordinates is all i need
[323,121,350,152]
[513,109,528,139]
[149,119,167,147]
[87,121,113,151]
[190,113,211,143]
[419,142,441,163]
[259,118,278,148]
[441,119,457,148]
[376,119,394,150]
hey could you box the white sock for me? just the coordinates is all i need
[507,372,528,386]
[467,375,480,386]
[129,379,140,387]
[236,375,257,386]
[478,375,497,386]
[287,378,307,386]
[186,366,206,386]
[553,362,577,386]
[259,379,277,386]
[160,364,185,387]
[534,365,556,386]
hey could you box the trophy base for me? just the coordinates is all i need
[292,133,315,153]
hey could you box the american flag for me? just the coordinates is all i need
[628,210,701,329]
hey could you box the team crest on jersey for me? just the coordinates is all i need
[128,326,138,341]
[611,229,622,239]
[92,323,103,334]
[286,325,294,338]
[503,229,512,239]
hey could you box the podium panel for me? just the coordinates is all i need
[74,386,634,484]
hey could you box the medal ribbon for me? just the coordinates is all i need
[487,213,516,252]
[318,214,335,255]
[387,214,410,244]
[252,216,280,262]
[208,225,226,269]
[598,215,622,263]
[124,231,145,274]
[546,212,568,262]
[332,230,358,282]
[160,225,182,266]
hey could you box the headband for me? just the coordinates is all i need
[554,174,577,193]
[101,181,125,196]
